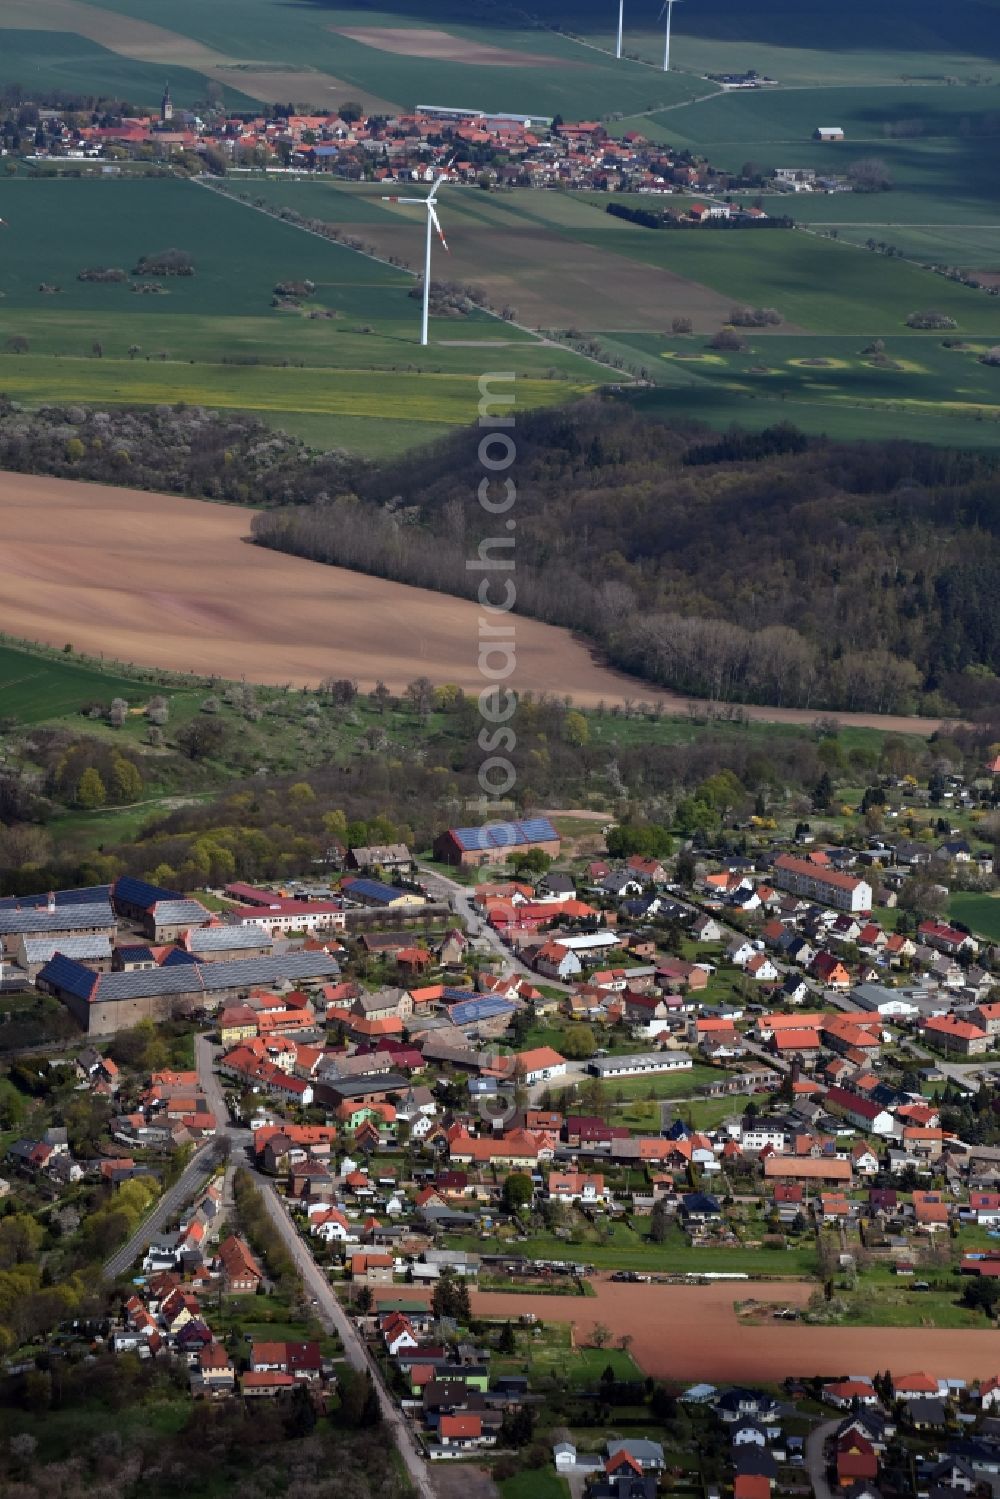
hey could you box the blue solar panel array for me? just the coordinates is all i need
[446,995,516,1026]
[448,817,558,852]
[113,875,183,910]
[162,948,200,967]
[0,885,110,911]
[116,944,157,963]
[345,878,401,904]
[37,953,104,1000]
[39,951,342,1005]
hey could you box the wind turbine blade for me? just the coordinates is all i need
[429,206,449,252]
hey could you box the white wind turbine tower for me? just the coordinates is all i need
[659,0,681,71]
[616,0,624,59]
[382,167,451,346]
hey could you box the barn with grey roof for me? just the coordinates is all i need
[39,951,341,1034]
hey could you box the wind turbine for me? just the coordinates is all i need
[659,0,680,71]
[382,168,451,347]
[616,0,624,59]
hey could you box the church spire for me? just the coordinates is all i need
[161,80,173,123]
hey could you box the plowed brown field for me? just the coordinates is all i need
[375,1280,1000,1382]
[0,473,950,733]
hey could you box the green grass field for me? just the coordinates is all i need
[501,1474,571,1499]
[562,0,1000,85]
[12,0,707,118]
[452,1223,817,1277]
[0,176,596,451]
[0,30,255,111]
[8,5,1000,449]
[950,891,1000,941]
[0,640,173,720]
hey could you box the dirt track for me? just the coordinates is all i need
[0,474,950,734]
[377,1280,1000,1382]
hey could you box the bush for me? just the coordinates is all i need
[709,328,748,351]
[132,248,194,277]
[77,266,127,283]
[729,305,782,327]
[905,310,957,330]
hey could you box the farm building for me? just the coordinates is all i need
[433,817,560,869]
[112,875,213,941]
[0,897,116,945]
[12,933,113,980]
[588,1052,693,1079]
[341,878,425,909]
[229,899,347,934]
[814,126,845,141]
[38,951,341,1034]
[182,925,275,960]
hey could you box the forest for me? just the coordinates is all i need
[251,401,1000,716]
[8,398,1000,714]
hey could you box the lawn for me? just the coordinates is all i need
[487,1319,642,1387]
[950,891,1000,942]
[824,1283,989,1329]
[500,1473,570,1499]
[598,1063,724,1101]
[453,1222,817,1277]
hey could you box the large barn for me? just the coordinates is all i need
[38,951,341,1034]
[432,817,560,869]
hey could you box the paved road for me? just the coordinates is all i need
[418,865,568,983]
[805,1420,838,1499]
[102,1139,222,1281]
[192,1031,437,1498]
[254,1174,435,1498]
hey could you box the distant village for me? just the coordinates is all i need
[8,85,856,201]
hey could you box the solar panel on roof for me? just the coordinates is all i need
[40,950,340,1004]
[345,879,400,902]
[450,817,558,852]
[162,948,200,966]
[0,885,110,911]
[37,953,101,1000]
[446,996,515,1025]
[0,902,115,936]
[114,875,183,908]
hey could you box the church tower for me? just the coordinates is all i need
[161,81,173,123]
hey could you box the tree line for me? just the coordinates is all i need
[251,401,1000,716]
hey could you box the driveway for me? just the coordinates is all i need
[805,1419,838,1499]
